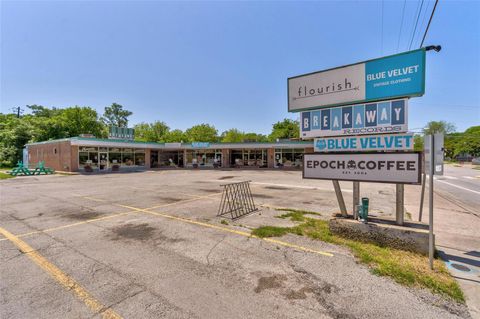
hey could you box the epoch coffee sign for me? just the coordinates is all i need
[288,49,425,112]
[303,153,421,184]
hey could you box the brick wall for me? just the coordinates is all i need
[28,141,73,172]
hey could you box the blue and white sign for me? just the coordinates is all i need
[192,142,210,148]
[288,49,425,112]
[301,99,408,138]
[314,133,414,152]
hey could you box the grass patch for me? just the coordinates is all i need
[0,172,14,180]
[220,219,229,225]
[275,208,321,222]
[252,226,290,238]
[252,209,465,303]
[405,211,412,220]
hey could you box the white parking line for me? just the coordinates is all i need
[251,182,353,193]
[462,176,475,180]
[441,176,458,180]
[436,180,480,195]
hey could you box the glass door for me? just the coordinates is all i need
[99,152,108,171]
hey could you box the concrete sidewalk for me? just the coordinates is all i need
[405,184,480,319]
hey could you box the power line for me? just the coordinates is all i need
[409,0,425,50]
[396,0,407,52]
[415,0,431,46]
[420,0,439,48]
[381,0,384,54]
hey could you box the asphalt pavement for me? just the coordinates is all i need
[1,169,472,319]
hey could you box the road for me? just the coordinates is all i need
[406,164,480,319]
[434,164,480,216]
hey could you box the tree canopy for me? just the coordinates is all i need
[269,119,300,141]
[1,104,478,167]
[423,121,456,135]
[102,103,133,128]
[185,124,218,142]
[134,121,170,142]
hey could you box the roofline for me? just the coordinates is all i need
[26,137,314,149]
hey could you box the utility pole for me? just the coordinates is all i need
[12,106,24,118]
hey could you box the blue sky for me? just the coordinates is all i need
[1,0,479,134]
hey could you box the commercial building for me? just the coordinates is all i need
[25,137,314,172]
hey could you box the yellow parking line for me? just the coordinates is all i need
[0,226,122,319]
[117,204,333,257]
[145,192,223,210]
[0,211,135,242]
[0,192,222,243]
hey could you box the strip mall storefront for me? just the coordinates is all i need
[25,137,314,172]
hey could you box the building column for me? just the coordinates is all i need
[267,148,275,168]
[222,149,229,168]
[71,145,79,172]
[145,149,151,168]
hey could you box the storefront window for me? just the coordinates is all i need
[185,149,220,167]
[293,149,304,168]
[108,148,121,165]
[122,148,134,166]
[274,148,304,168]
[79,152,89,168]
[78,147,99,169]
[229,149,266,167]
[134,149,146,166]
[231,150,244,167]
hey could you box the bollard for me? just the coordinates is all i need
[361,197,369,223]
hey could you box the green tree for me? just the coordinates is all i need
[0,114,34,166]
[220,129,245,143]
[185,124,218,142]
[162,129,186,143]
[243,132,268,142]
[413,134,424,152]
[134,121,170,142]
[27,104,62,118]
[103,103,133,127]
[423,121,456,135]
[60,106,106,138]
[454,126,480,157]
[269,119,299,141]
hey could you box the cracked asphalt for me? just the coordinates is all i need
[0,170,471,318]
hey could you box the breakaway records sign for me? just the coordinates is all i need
[301,99,408,138]
[303,152,421,184]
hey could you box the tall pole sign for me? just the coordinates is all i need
[289,48,428,239]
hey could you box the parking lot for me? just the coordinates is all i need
[0,170,470,318]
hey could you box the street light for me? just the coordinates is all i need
[425,45,441,52]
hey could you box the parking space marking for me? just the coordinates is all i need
[0,226,123,319]
[117,204,334,257]
[251,181,354,193]
[82,196,108,202]
[0,211,135,242]
[145,192,223,210]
